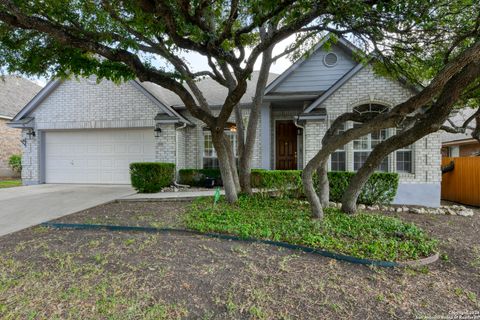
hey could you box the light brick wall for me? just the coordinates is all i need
[0,119,22,177]
[32,78,159,130]
[155,124,176,164]
[304,66,442,184]
[20,129,41,185]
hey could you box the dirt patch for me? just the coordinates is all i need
[0,201,479,319]
[53,200,191,228]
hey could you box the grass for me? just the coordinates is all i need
[0,179,21,188]
[185,195,438,261]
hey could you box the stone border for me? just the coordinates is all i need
[397,252,440,267]
[328,202,475,217]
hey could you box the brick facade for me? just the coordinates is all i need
[0,119,22,177]
[304,66,442,185]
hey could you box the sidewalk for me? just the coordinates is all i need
[119,189,225,201]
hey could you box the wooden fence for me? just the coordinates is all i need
[441,157,480,206]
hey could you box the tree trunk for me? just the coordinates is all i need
[316,160,330,208]
[302,163,324,219]
[237,45,273,194]
[341,162,378,214]
[212,131,238,203]
[223,133,241,193]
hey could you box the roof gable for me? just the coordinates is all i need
[265,36,359,95]
[12,77,189,124]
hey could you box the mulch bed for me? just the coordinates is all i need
[0,200,479,319]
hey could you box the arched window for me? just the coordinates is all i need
[353,103,389,114]
[353,104,389,172]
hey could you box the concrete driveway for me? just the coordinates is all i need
[0,184,135,237]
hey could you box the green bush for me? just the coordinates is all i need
[8,154,22,174]
[328,171,399,205]
[251,169,399,205]
[178,169,222,187]
[129,162,175,193]
[251,169,303,198]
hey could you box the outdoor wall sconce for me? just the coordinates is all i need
[26,128,36,139]
[154,123,162,137]
[21,128,36,146]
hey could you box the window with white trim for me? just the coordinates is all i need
[395,128,413,173]
[203,130,238,169]
[352,123,389,171]
[330,123,346,171]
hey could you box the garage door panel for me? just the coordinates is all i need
[45,129,156,184]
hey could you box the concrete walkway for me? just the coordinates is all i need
[0,184,135,237]
[121,189,225,201]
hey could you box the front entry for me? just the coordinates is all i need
[275,121,298,170]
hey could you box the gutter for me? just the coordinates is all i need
[174,121,190,188]
[294,114,306,169]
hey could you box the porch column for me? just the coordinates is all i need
[260,102,271,169]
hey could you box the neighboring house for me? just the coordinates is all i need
[0,76,41,177]
[441,108,480,157]
[9,36,442,206]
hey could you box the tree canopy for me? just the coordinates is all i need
[0,0,479,215]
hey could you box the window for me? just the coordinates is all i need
[395,128,413,173]
[353,104,388,115]
[203,130,237,169]
[353,123,389,171]
[330,123,346,171]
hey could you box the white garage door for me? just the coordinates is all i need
[45,129,156,184]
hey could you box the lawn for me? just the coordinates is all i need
[0,179,21,188]
[0,199,478,319]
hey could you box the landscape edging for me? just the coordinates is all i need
[40,222,439,268]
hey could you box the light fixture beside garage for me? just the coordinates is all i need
[26,128,36,139]
[154,123,162,137]
[20,127,36,146]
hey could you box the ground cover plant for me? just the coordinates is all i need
[185,196,438,261]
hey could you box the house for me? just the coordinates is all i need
[441,108,480,157]
[0,76,41,177]
[8,36,442,207]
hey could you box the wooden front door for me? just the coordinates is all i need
[275,121,298,170]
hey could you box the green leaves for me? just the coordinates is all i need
[185,195,438,261]
[129,162,176,193]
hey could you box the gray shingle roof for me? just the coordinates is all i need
[0,75,42,118]
[441,108,478,143]
[139,71,279,107]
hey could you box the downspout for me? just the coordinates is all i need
[294,115,306,169]
[174,121,190,188]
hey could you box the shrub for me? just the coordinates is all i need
[328,171,399,205]
[129,162,175,193]
[251,169,302,198]
[8,154,22,174]
[178,169,222,187]
[250,169,399,205]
